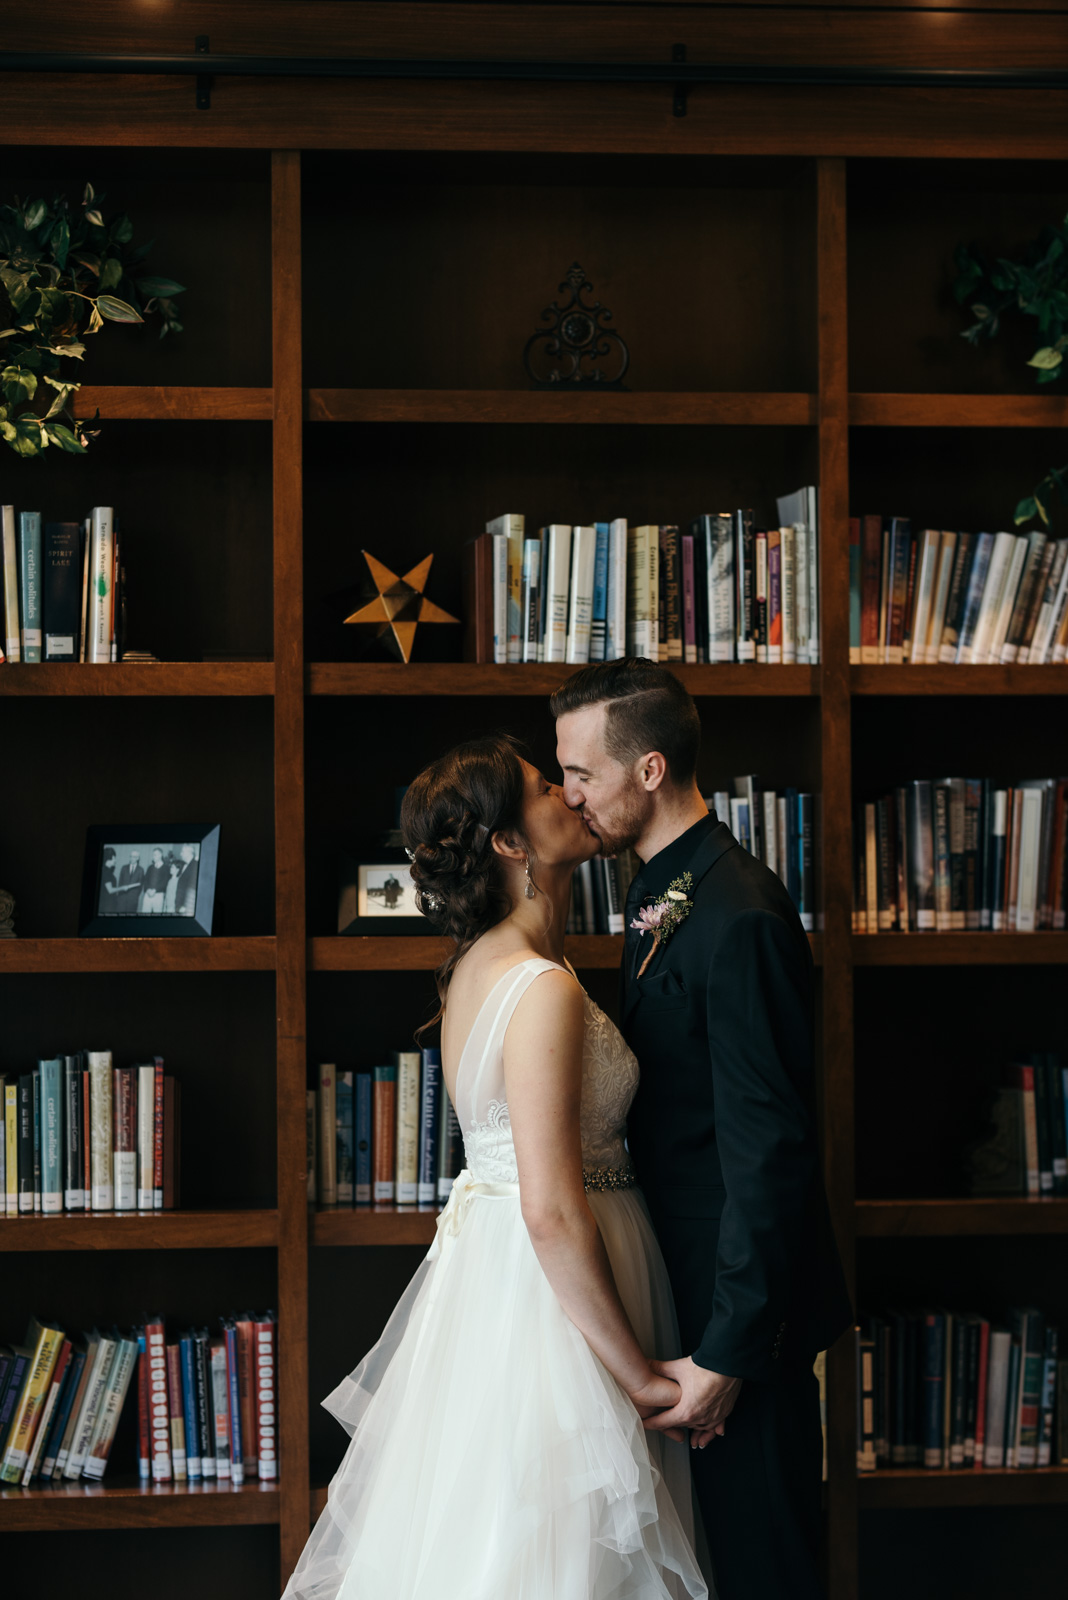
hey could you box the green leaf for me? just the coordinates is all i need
[82,182,95,205]
[49,340,85,360]
[44,421,86,453]
[70,252,100,275]
[1034,487,1051,525]
[95,294,142,324]
[136,275,186,298]
[1014,496,1037,525]
[86,304,104,335]
[84,209,104,228]
[99,256,122,292]
[22,199,47,231]
[0,420,14,443]
[109,214,133,246]
[1028,347,1064,370]
[49,215,70,271]
[11,416,42,456]
[1,365,36,401]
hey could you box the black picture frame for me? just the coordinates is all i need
[337,847,430,936]
[79,824,221,937]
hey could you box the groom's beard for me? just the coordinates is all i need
[582,791,646,860]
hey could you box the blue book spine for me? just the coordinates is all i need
[40,1057,64,1214]
[335,1070,354,1205]
[922,1312,946,1468]
[589,523,610,662]
[40,1345,86,1479]
[179,1334,202,1478]
[0,1352,30,1455]
[355,1073,372,1204]
[849,523,862,658]
[797,793,815,933]
[785,788,801,907]
[418,1050,442,1205]
[224,1323,244,1485]
[17,510,42,661]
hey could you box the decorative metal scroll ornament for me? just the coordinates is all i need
[523,263,629,389]
[344,550,460,664]
[0,888,15,938]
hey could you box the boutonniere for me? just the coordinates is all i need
[630,871,694,978]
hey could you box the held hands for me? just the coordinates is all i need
[627,1370,687,1444]
[642,1357,742,1450]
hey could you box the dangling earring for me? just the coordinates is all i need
[524,858,536,899]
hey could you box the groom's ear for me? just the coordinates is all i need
[637,752,668,793]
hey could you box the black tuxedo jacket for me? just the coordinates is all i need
[621,812,851,1384]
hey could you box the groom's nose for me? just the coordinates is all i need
[561,775,584,809]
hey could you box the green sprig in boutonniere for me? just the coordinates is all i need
[630,871,694,978]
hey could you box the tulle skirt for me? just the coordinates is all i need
[282,1173,709,1600]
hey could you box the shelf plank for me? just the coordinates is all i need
[311,1206,440,1248]
[0,1209,279,1252]
[858,1467,1068,1509]
[850,393,1068,429]
[0,662,274,696]
[72,386,273,421]
[307,662,819,697]
[0,1475,280,1531]
[853,933,1068,966]
[856,1198,1068,1237]
[306,389,817,426]
[310,933,821,971]
[852,665,1068,696]
[0,938,277,973]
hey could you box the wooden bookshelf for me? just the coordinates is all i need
[5,11,1067,1600]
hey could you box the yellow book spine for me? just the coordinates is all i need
[4,1083,17,1216]
[0,1325,63,1482]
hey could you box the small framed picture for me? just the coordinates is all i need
[337,851,429,935]
[79,825,220,937]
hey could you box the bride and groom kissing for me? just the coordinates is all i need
[285,658,852,1600]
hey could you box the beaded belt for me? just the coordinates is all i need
[583,1165,637,1193]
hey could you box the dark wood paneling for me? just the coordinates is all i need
[311,1208,440,1247]
[859,1470,1068,1509]
[852,666,1068,696]
[0,1210,279,1250]
[74,387,273,420]
[0,938,275,972]
[851,394,1068,429]
[0,664,274,697]
[308,390,818,425]
[857,1198,1068,1236]
[0,1480,281,1532]
[306,663,820,697]
[854,934,1068,965]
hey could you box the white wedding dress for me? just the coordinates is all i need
[283,957,709,1600]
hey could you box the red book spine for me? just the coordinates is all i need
[146,1318,171,1481]
[860,513,883,660]
[137,1336,152,1481]
[253,1316,277,1481]
[165,1341,187,1481]
[153,1056,165,1209]
[236,1317,257,1475]
[973,1320,990,1469]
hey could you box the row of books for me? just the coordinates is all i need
[464,491,820,667]
[0,1053,181,1216]
[854,776,1067,934]
[309,1052,462,1208]
[0,1310,276,1487]
[0,505,123,664]
[711,781,818,932]
[565,854,633,936]
[966,1054,1068,1198]
[848,519,1068,666]
[855,1309,1066,1472]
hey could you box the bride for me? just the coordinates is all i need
[283,734,709,1600]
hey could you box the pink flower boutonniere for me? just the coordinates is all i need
[630,871,694,978]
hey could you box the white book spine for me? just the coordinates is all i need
[708,521,734,663]
[210,1342,231,1477]
[486,513,525,664]
[908,530,940,665]
[1051,581,1068,662]
[490,533,508,665]
[1016,788,1043,932]
[1,505,20,660]
[607,518,628,660]
[925,530,957,663]
[86,507,114,664]
[780,525,797,665]
[565,525,597,664]
[255,1323,277,1480]
[794,521,809,665]
[393,1052,420,1205]
[755,532,768,664]
[986,535,1028,662]
[1031,544,1068,664]
[967,531,1016,663]
[648,526,660,659]
[626,525,653,658]
[64,1338,116,1478]
[88,1052,113,1211]
[763,792,779,878]
[136,1064,155,1209]
[146,1325,171,1480]
[82,1337,137,1479]
[544,525,572,663]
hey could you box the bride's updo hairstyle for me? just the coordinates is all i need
[401,733,534,1022]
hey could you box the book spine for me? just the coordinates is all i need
[165,1343,187,1480]
[317,1064,337,1206]
[137,1063,155,1209]
[490,531,508,664]
[589,523,609,662]
[968,530,1016,663]
[22,1339,71,1482]
[565,525,597,665]
[86,507,114,664]
[938,532,975,661]
[17,510,42,661]
[807,493,820,663]
[885,518,911,664]
[794,516,810,664]
[87,1052,113,1210]
[235,1319,256,1475]
[521,537,542,664]
[224,1322,245,1486]
[1017,539,1057,663]
[112,1064,137,1212]
[355,1072,372,1204]
[987,534,1028,662]
[393,1051,420,1204]
[82,1335,137,1479]
[607,518,628,660]
[780,524,797,664]
[253,1316,277,1481]
[768,527,783,664]
[4,1081,17,1216]
[42,1344,85,1480]
[797,794,814,932]
[40,1057,63,1214]
[436,1093,462,1202]
[43,520,81,659]
[63,1337,115,1480]
[153,1056,164,1209]
[681,533,697,664]
[179,1335,201,1479]
[754,528,768,664]
[1001,531,1047,662]
[955,532,995,661]
[32,1068,40,1213]
[145,1319,172,1481]
[373,1065,397,1202]
[848,517,862,663]
[192,1330,215,1477]
[418,1050,442,1205]
[1038,1326,1058,1467]
[933,784,953,932]
[734,510,755,662]
[1,506,20,660]
[335,1069,354,1206]
[923,1313,946,1468]
[544,525,572,663]
[209,1338,231,1478]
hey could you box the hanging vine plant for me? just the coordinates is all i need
[953,211,1068,526]
[0,182,185,459]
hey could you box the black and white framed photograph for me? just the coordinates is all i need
[337,850,429,935]
[79,824,221,936]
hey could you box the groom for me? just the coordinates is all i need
[552,659,851,1600]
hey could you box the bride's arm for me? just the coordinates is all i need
[505,970,679,1417]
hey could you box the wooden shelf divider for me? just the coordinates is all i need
[852,665,1068,696]
[309,933,822,972]
[0,1477,281,1532]
[0,938,276,974]
[0,663,275,697]
[0,1209,279,1252]
[72,386,273,421]
[311,1207,440,1248]
[306,662,819,697]
[306,389,818,426]
[849,393,1068,429]
[855,1198,1068,1237]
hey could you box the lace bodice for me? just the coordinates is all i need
[453,959,639,1185]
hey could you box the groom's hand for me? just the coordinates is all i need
[642,1357,742,1448]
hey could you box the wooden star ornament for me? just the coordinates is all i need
[344,550,460,664]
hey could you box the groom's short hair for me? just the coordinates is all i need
[550,659,700,785]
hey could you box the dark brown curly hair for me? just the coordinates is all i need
[400,733,534,1031]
